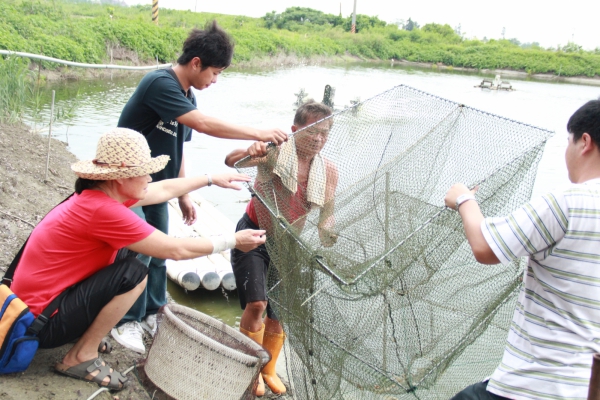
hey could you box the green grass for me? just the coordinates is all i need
[0,0,599,78]
[0,57,35,123]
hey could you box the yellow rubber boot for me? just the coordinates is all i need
[261,330,287,394]
[240,325,266,397]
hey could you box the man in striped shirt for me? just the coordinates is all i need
[446,100,600,400]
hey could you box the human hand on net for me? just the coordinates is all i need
[178,193,197,225]
[211,173,251,190]
[444,183,478,210]
[247,141,270,158]
[234,229,266,252]
[256,128,287,145]
[318,216,338,247]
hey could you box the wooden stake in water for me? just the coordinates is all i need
[45,90,55,182]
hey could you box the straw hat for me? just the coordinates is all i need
[71,128,170,180]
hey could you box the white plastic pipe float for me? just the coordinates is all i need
[167,195,237,291]
[208,254,237,291]
[195,256,221,291]
[166,259,201,291]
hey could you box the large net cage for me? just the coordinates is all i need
[235,85,554,399]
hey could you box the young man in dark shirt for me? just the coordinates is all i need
[113,21,288,353]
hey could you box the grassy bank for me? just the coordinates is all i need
[1,0,600,78]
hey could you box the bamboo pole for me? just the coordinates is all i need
[44,90,55,182]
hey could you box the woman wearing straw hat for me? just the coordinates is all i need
[10,128,266,391]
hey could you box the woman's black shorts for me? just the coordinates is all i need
[38,249,148,348]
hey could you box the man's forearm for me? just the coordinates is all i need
[458,201,499,264]
[140,176,210,206]
[225,149,250,167]
[185,112,259,140]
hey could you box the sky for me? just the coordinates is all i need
[123,0,600,50]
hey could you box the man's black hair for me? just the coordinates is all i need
[177,20,234,69]
[75,178,104,194]
[294,100,333,127]
[567,99,600,147]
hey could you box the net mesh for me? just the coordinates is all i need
[235,84,554,399]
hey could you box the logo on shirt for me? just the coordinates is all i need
[155,120,177,137]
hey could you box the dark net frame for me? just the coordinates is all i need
[235,85,554,399]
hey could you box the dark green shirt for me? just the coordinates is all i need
[118,69,197,181]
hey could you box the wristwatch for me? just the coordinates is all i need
[455,193,476,211]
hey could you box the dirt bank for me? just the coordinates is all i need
[0,124,290,399]
[0,123,154,400]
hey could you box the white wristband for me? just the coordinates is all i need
[455,193,476,211]
[209,233,237,254]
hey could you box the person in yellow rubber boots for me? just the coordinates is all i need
[226,101,339,395]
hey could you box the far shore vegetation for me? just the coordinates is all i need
[1,0,599,77]
[1,0,600,121]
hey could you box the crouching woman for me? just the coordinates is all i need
[9,128,265,390]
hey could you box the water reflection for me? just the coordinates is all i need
[167,280,242,327]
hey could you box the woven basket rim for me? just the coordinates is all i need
[160,303,270,366]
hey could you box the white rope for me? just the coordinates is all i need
[0,50,172,70]
[85,387,108,400]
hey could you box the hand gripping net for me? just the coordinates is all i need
[235,85,554,399]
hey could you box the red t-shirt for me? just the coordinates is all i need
[11,190,155,316]
[246,178,311,228]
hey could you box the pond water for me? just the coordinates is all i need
[30,62,600,326]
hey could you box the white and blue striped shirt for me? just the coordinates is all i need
[482,178,600,400]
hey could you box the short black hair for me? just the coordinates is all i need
[294,100,333,127]
[75,178,104,194]
[177,20,234,69]
[567,100,600,147]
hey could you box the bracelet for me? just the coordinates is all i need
[206,174,212,187]
[209,233,236,254]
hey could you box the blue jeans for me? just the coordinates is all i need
[451,381,508,400]
[120,202,168,324]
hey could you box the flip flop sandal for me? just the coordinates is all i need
[98,338,112,354]
[55,357,127,391]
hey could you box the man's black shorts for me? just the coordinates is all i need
[450,381,509,400]
[231,213,277,320]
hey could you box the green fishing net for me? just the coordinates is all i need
[235,85,553,399]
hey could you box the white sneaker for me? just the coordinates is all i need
[141,314,158,337]
[111,321,145,354]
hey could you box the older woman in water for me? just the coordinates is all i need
[10,128,266,390]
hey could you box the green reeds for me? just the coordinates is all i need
[0,57,32,123]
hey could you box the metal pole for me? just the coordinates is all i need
[351,0,357,33]
[588,353,600,400]
[0,50,172,70]
[152,0,158,25]
[44,90,55,182]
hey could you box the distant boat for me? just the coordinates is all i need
[475,74,514,91]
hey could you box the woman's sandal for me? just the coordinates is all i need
[55,357,127,391]
[98,338,112,354]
